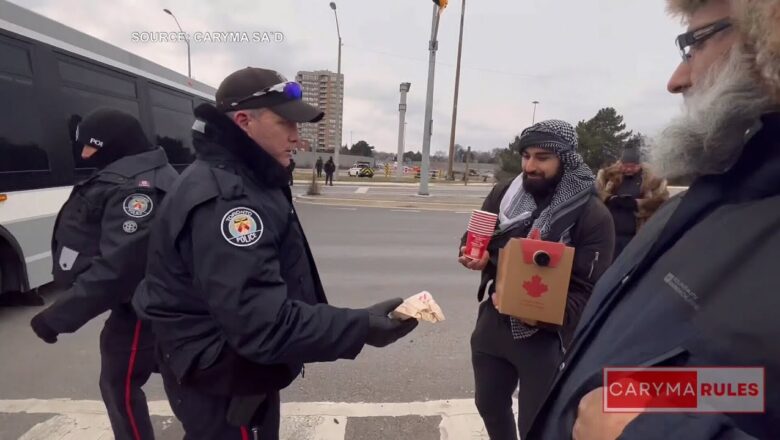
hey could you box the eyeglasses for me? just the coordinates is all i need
[229,81,303,108]
[675,18,732,62]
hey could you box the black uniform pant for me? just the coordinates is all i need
[325,173,333,186]
[316,168,323,177]
[471,300,563,440]
[158,358,281,440]
[100,313,156,440]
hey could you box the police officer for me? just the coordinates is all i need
[132,67,418,439]
[30,108,177,440]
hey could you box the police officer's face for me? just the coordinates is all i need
[81,145,98,159]
[233,109,299,167]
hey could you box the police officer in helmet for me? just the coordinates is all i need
[30,108,178,440]
[133,67,418,439]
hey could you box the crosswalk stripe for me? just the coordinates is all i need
[1,398,517,440]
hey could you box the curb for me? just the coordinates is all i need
[295,194,480,212]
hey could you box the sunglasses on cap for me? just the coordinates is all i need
[229,81,303,108]
[675,18,732,63]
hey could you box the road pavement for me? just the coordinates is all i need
[0,203,497,439]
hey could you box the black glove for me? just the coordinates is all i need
[30,313,58,344]
[364,298,419,348]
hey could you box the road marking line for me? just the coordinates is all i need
[3,399,515,440]
[0,398,501,418]
[354,187,369,194]
[391,209,421,213]
[24,251,51,264]
[19,414,112,440]
[455,212,471,214]
[330,207,357,211]
[439,414,488,440]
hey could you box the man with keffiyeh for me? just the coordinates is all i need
[458,119,614,440]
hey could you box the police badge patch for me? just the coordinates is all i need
[221,207,263,247]
[123,194,153,218]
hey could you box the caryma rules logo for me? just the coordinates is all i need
[603,367,765,413]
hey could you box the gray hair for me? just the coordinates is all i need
[646,47,775,181]
[225,108,266,121]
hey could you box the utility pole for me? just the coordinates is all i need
[446,0,466,180]
[397,83,411,179]
[419,3,445,195]
[532,100,540,124]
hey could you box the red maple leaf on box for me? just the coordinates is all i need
[523,275,548,298]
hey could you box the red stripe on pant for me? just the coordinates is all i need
[241,426,250,440]
[124,320,143,440]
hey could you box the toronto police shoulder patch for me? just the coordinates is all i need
[123,194,154,218]
[221,207,264,247]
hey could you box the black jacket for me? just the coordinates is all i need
[461,181,615,348]
[133,104,369,390]
[527,113,780,439]
[40,148,177,333]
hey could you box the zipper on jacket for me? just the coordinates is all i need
[588,251,600,280]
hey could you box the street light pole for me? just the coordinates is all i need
[397,83,411,179]
[330,2,343,181]
[446,0,466,181]
[532,100,540,124]
[419,4,443,196]
[163,9,190,78]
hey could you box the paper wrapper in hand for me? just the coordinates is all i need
[391,291,445,323]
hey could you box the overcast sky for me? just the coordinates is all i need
[12,0,687,153]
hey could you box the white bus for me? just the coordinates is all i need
[0,0,215,297]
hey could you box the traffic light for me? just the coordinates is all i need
[432,0,448,9]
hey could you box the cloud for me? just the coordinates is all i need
[10,0,687,153]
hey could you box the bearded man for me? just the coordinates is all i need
[458,120,614,439]
[525,0,780,439]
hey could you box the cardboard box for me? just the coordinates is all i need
[494,237,575,325]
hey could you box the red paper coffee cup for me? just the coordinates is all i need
[464,230,491,260]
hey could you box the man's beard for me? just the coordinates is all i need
[522,167,564,198]
[647,48,775,181]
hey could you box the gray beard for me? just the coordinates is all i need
[646,49,775,181]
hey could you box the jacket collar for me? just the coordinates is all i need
[192,103,289,188]
[719,111,780,201]
[99,147,168,178]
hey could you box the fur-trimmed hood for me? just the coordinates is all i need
[667,0,780,99]
[192,103,290,188]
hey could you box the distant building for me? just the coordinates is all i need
[295,70,343,153]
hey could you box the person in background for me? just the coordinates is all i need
[596,145,669,257]
[324,156,336,186]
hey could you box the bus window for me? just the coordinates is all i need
[58,59,136,98]
[151,106,195,166]
[55,56,141,179]
[0,38,49,183]
[149,86,196,166]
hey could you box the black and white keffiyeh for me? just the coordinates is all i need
[498,120,595,340]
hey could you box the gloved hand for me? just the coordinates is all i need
[364,298,419,348]
[30,313,58,344]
